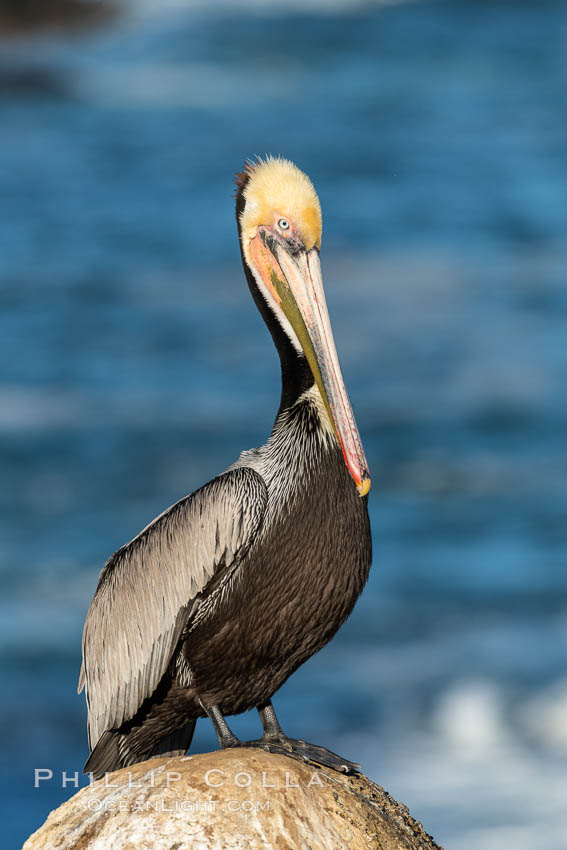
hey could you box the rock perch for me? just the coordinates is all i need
[23,748,442,850]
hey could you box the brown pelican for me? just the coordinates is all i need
[79,156,372,778]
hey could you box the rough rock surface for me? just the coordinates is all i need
[23,748,442,850]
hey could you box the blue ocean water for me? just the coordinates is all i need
[1,1,566,847]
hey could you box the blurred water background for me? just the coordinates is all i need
[1,0,566,847]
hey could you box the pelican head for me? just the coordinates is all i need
[237,156,370,497]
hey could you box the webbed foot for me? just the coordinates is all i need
[238,735,360,775]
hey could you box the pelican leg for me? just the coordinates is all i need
[258,699,284,740]
[247,700,360,775]
[205,704,240,748]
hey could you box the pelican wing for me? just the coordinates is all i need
[79,467,267,749]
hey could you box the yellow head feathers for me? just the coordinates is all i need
[238,156,322,253]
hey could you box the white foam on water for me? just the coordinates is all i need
[340,677,567,850]
[434,679,514,755]
[520,677,567,753]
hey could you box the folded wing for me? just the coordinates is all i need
[79,467,267,750]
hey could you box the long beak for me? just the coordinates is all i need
[250,230,371,496]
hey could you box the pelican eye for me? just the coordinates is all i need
[278,218,290,231]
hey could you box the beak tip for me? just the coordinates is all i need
[357,477,371,497]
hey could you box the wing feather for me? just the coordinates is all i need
[79,468,267,749]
